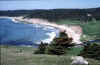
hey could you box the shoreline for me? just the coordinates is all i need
[0,16,83,44]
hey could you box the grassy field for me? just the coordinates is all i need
[0,45,100,65]
[56,20,100,41]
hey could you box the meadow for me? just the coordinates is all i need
[0,45,100,65]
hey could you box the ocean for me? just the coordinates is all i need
[0,18,59,46]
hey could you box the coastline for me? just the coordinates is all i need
[13,16,83,44]
[0,16,82,44]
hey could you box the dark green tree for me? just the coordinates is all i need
[46,31,74,55]
[34,42,48,54]
[79,43,100,60]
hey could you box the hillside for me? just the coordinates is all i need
[0,7,100,21]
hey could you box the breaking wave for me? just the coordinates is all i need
[0,17,59,45]
[13,17,83,44]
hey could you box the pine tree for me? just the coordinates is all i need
[46,31,74,55]
[34,42,48,54]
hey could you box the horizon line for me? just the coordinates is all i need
[0,7,100,11]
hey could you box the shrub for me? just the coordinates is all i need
[45,41,66,55]
[45,31,74,55]
[34,31,74,55]
[79,43,100,60]
[34,42,48,54]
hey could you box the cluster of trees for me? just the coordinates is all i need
[34,31,75,55]
[26,9,97,22]
[34,31,100,59]
[79,43,100,60]
[0,7,100,22]
[0,10,33,16]
[34,31,100,61]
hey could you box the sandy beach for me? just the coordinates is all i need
[0,16,83,44]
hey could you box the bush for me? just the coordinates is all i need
[45,41,66,55]
[34,42,48,54]
[45,31,74,55]
[34,31,74,55]
[79,43,100,60]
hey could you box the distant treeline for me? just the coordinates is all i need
[0,7,100,21]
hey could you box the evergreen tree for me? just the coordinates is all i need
[46,31,74,55]
[34,42,48,54]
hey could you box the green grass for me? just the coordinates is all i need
[80,22,100,35]
[56,19,81,25]
[66,47,84,56]
[1,45,100,65]
[56,19,100,40]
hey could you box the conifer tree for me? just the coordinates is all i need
[34,42,47,54]
[46,31,74,55]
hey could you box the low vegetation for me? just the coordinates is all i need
[0,45,100,65]
[55,19,100,41]
[34,31,74,55]
[79,43,100,60]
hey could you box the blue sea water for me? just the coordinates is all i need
[0,18,59,46]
